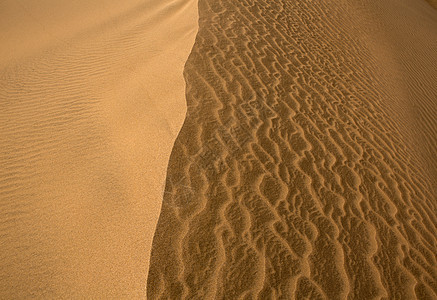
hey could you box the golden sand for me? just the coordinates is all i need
[1,0,436,298]
[147,0,437,298]
[0,0,197,297]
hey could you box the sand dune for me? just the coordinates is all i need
[147,0,437,299]
[0,0,197,297]
[1,0,436,298]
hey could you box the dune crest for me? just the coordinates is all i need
[0,0,197,297]
[147,0,437,298]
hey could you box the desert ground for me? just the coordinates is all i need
[0,0,196,297]
[147,0,437,299]
[1,0,436,299]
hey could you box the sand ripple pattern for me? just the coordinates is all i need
[148,0,437,298]
[0,0,197,296]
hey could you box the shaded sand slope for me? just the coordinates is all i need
[348,0,437,185]
[0,0,197,298]
[425,0,437,9]
[147,0,437,299]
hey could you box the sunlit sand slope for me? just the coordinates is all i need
[147,0,437,298]
[0,0,197,298]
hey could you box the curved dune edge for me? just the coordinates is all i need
[0,0,197,298]
[147,0,437,299]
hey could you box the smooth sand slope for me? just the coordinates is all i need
[148,0,437,299]
[0,0,197,297]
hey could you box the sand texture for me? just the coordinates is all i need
[426,0,437,9]
[0,0,197,297]
[147,0,437,299]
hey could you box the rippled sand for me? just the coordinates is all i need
[0,0,197,297]
[147,0,437,298]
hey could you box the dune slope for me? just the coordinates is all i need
[147,0,437,298]
[0,0,197,298]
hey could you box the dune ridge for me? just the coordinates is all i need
[0,0,197,297]
[147,0,437,298]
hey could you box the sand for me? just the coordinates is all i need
[0,0,197,298]
[147,0,437,299]
[1,0,436,298]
